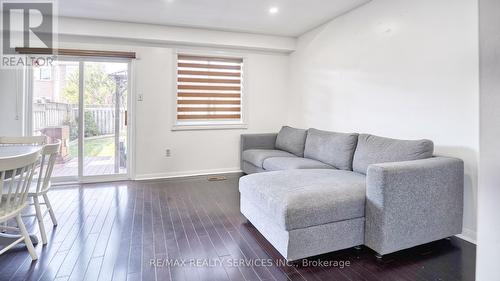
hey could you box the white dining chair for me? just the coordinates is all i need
[0,150,40,260]
[23,140,61,245]
[0,136,47,233]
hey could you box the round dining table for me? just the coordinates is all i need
[0,145,43,246]
[0,145,42,158]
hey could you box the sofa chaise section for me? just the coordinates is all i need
[240,169,366,261]
[240,169,366,230]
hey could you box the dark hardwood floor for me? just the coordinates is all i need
[0,174,476,281]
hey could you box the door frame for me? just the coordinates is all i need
[24,56,135,184]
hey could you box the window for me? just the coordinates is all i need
[34,66,52,81]
[175,54,245,129]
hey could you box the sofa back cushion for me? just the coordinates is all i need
[275,126,307,157]
[304,129,358,170]
[353,134,434,174]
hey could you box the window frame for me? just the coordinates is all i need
[34,66,52,81]
[171,49,248,131]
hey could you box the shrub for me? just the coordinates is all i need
[84,111,100,137]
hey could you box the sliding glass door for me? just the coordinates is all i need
[32,60,80,178]
[30,58,130,181]
[82,62,128,176]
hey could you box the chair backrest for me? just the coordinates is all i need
[35,139,61,194]
[0,150,40,220]
[0,136,46,146]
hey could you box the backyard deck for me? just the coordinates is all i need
[50,135,126,178]
[52,156,125,177]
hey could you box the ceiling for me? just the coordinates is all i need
[56,0,370,37]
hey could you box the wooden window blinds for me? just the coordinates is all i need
[176,54,243,121]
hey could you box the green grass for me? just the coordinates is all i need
[69,136,115,157]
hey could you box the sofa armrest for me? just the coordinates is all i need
[240,133,277,168]
[241,133,277,151]
[365,157,464,255]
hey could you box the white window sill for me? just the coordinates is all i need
[172,123,248,131]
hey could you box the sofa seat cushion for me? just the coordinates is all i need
[239,169,366,231]
[262,157,334,171]
[242,149,296,168]
[353,134,434,174]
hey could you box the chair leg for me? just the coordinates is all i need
[33,196,48,245]
[43,194,57,226]
[15,215,38,261]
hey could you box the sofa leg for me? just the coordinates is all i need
[375,253,384,260]
[445,237,452,241]
[353,245,362,251]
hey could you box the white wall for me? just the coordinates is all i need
[0,69,23,135]
[477,0,500,279]
[288,0,479,242]
[126,44,289,178]
[0,30,290,179]
[0,17,293,174]
[60,38,289,179]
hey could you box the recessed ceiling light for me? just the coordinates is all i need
[269,7,279,14]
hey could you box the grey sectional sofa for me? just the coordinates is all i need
[239,126,464,261]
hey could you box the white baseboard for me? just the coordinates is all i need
[455,228,477,244]
[134,168,242,181]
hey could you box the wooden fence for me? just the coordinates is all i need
[33,102,74,132]
[33,102,125,135]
